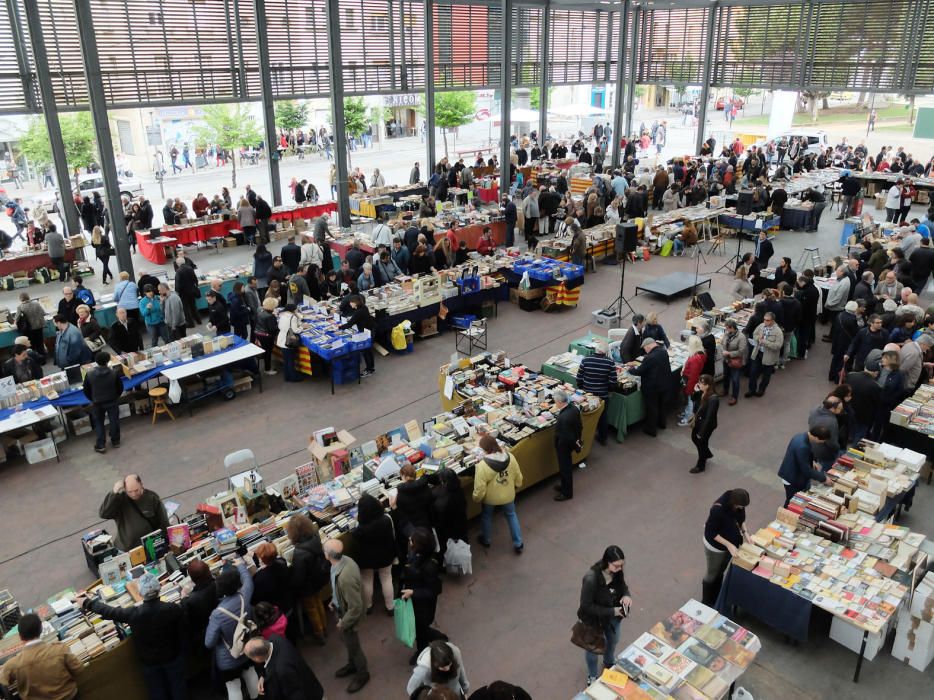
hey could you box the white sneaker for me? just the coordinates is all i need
[577,461,587,470]
[264,370,277,375]
[678,418,692,427]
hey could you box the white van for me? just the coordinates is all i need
[754,130,830,162]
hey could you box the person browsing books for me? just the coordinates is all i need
[0,612,82,700]
[98,474,170,552]
[552,389,583,502]
[82,351,125,454]
[701,489,750,604]
[777,427,833,506]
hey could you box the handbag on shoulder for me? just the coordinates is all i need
[570,620,606,654]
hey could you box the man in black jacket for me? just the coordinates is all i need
[162,198,177,226]
[339,295,375,376]
[629,337,671,437]
[280,236,302,275]
[83,351,124,453]
[174,256,201,327]
[909,236,934,292]
[255,194,272,245]
[181,559,218,667]
[79,572,187,700]
[501,196,517,248]
[778,283,802,367]
[846,353,883,446]
[245,635,324,700]
[110,308,144,354]
[344,240,366,276]
[837,173,861,219]
[137,196,154,229]
[795,274,819,358]
[852,271,877,314]
[754,230,774,268]
[616,314,645,363]
[553,389,582,502]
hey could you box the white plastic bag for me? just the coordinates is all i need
[443,538,472,576]
[519,271,531,291]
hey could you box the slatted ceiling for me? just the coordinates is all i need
[548,8,606,84]
[265,0,330,98]
[338,0,396,94]
[433,1,502,90]
[511,4,541,87]
[37,0,87,107]
[399,0,426,91]
[637,6,708,85]
[87,0,245,107]
[713,2,804,89]
[606,9,623,83]
[236,3,260,98]
[913,1,934,93]
[0,1,34,113]
[806,0,910,92]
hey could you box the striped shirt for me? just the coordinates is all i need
[576,354,616,398]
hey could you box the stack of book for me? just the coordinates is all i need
[585,599,760,699]
[890,383,934,434]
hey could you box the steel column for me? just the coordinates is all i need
[253,0,282,206]
[537,4,550,145]
[624,4,640,138]
[326,0,351,228]
[610,0,629,168]
[500,0,513,192]
[424,0,437,172]
[74,0,133,275]
[694,2,718,156]
[6,0,36,111]
[22,1,82,239]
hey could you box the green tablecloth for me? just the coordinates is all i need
[540,362,645,442]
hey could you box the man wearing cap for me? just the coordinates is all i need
[778,426,833,507]
[628,337,671,437]
[79,572,187,700]
[846,351,882,446]
[552,389,583,501]
[576,340,616,445]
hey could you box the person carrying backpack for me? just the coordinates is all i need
[73,275,96,310]
[205,560,261,700]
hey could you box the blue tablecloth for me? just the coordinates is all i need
[781,207,810,231]
[718,214,781,233]
[0,335,251,420]
[715,564,812,642]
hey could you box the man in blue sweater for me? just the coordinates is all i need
[777,426,833,506]
[576,339,616,445]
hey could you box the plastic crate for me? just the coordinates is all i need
[450,314,476,329]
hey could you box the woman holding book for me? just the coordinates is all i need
[577,545,632,685]
[702,489,750,605]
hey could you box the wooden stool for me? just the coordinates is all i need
[149,387,175,424]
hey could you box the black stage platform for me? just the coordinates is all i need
[634,272,712,302]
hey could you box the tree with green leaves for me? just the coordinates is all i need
[434,91,476,159]
[19,112,97,186]
[192,104,262,190]
[342,97,367,167]
[668,59,697,107]
[274,101,309,147]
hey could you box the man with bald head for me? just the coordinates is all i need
[325,538,369,693]
[99,474,169,551]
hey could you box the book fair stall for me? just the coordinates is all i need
[543,333,689,442]
[889,383,934,462]
[716,441,932,682]
[579,599,761,700]
[0,333,260,465]
[0,351,600,699]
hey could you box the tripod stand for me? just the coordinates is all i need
[715,212,746,275]
[602,247,636,320]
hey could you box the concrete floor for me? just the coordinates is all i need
[1,204,933,699]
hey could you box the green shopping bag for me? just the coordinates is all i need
[394,598,415,648]
[659,240,673,257]
[789,333,797,359]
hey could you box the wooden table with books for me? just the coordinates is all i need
[580,598,760,700]
[716,483,928,683]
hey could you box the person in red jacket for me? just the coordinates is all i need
[191,192,210,218]
[679,334,706,426]
[476,226,496,256]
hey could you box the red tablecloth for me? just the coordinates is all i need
[433,221,506,248]
[164,220,234,246]
[477,184,499,203]
[136,233,178,265]
[0,249,76,277]
[270,202,336,223]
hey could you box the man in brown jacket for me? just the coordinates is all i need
[325,538,369,694]
[0,613,82,699]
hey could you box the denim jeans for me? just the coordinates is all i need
[585,616,621,678]
[91,402,120,449]
[147,322,170,347]
[481,501,522,548]
[724,366,742,400]
[139,654,187,700]
[281,346,300,381]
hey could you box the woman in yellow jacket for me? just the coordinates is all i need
[473,435,524,553]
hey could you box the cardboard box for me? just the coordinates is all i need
[68,235,86,249]
[307,429,355,462]
[224,237,238,248]
[418,316,438,337]
[829,615,887,661]
[70,415,92,436]
[25,437,56,464]
[51,427,67,444]
[892,608,934,672]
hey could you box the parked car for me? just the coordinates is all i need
[715,96,745,111]
[752,130,830,162]
[31,169,142,213]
